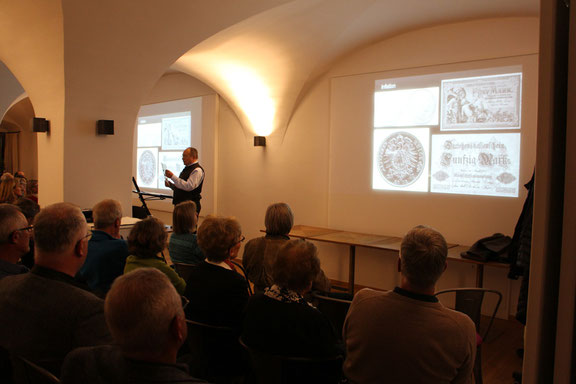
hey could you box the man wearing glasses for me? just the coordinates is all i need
[0,204,32,279]
[0,202,111,375]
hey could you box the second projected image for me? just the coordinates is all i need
[372,66,522,197]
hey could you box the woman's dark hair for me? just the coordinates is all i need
[172,201,197,234]
[128,217,167,258]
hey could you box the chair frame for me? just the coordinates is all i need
[311,291,352,340]
[435,287,503,384]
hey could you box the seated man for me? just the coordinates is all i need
[0,204,32,279]
[243,239,343,358]
[61,268,206,384]
[0,202,111,374]
[343,226,476,384]
[76,199,129,296]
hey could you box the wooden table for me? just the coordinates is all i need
[286,225,508,293]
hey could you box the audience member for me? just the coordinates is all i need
[0,173,17,204]
[124,217,186,294]
[184,216,249,328]
[14,171,27,194]
[343,226,476,384]
[26,179,38,204]
[0,202,111,374]
[0,204,31,279]
[168,201,204,265]
[243,239,342,358]
[76,199,129,297]
[243,202,331,292]
[61,268,206,384]
[13,198,40,269]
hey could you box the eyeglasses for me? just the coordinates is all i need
[79,232,93,242]
[181,295,189,310]
[8,225,33,241]
[227,235,245,254]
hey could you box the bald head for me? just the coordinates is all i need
[34,202,87,254]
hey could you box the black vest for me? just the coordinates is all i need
[172,163,204,205]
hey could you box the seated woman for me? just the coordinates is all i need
[242,202,331,292]
[242,239,343,358]
[184,216,249,328]
[0,173,17,204]
[124,217,186,294]
[168,201,204,265]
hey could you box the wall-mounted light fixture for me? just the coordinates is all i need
[32,117,50,133]
[254,136,266,147]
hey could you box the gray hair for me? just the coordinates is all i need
[400,226,448,288]
[0,204,27,244]
[105,268,183,354]
[93,199,123,229]
[272,239,320,292]
[33,202,87,253]
[264,203,294,236]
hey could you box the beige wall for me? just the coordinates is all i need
[145,17,538,317]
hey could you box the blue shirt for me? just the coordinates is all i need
[76,230,129,296]
[168,233,205,265]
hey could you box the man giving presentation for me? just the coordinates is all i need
[165,147,204,214]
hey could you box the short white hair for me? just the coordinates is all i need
[105,268,183,354]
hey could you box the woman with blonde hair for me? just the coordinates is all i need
[168,201,204,265]
[0,173,17,204]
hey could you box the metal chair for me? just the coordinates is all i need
[311,291,352,340]
[435,288,503,384]
[239,337,343,384]
[184,319,245,383]
[173,262,197,282]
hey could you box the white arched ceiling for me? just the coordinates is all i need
[172,0,539,143]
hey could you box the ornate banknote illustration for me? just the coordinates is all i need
[441,73,522,131]
[430,133,520,197]
[373,128,429,192]
[137,148,158,188]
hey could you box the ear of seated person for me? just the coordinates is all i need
[343,226,477,384]
[75,199,129,297]
[242,202,331,293]
[242,239,343,358]
[61,268,206,384]
[124,216,186,295]
[183,216,249,329]
[0,202,112,375]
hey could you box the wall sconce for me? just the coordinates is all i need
[32,117,50,133]
[254,136,266,147]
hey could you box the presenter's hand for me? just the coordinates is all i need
[165,170,173,178]
[164,179,172,188]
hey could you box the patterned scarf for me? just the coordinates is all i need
[264,284,314,307]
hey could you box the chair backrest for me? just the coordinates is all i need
[10,355,61,384]
[173,262,197,282]
[239,337,343,384]
[435,288,503,341]
[311,291,352,339]
[184,319,244,381]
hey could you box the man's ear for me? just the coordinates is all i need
[74,239,87,258]
[171,315,187,343]
[114,218,121,229]
[397,257,402,273]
